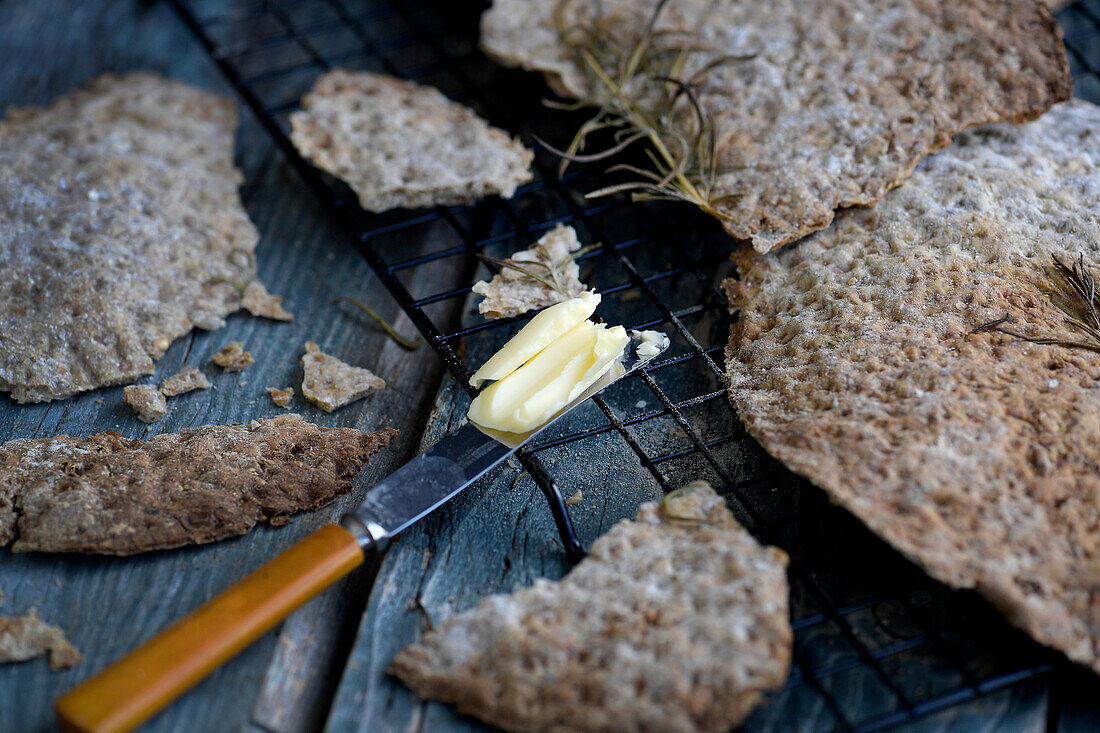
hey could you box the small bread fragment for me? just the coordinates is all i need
[0,414,396,554]
[160,366,212,397]
[242,281,294,322]
[301,342,384,413]
[0,608,81,671]
[267,386,294,408]
[472,224,589,319]
[482,0,1070,251]
[0,72,263,402]
[123,385,167,424]
[726,101,1100,673]
[211,342,254,372]
[290,70,533,212]
[391,481,791,733]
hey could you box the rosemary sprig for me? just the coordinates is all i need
[542,0,754,222]
[477,242,598,298]
[972,253,1100,355]
[333,297,421,351]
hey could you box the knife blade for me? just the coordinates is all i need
[340,329,667,550]
[55,330,668,733]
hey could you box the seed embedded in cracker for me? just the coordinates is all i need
[391,482,791,733]
[160,366,212,397]
[301,342,384,413]
[123,385,167,424]
[472,224,589,319]
[482,0,1071,251]
[0,72,268,403]
[0,414,397,554]
[0,608,81,671]
[267,386,294,408]
[290,70,533,213]
[212,342,254,372]
[241,281,294,322]
[725,100,1100,675]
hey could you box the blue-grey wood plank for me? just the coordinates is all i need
[0,2,465,731]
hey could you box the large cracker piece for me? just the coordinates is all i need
[0,414,396,554]
[725,101,1100,672]
[290,70,534,212]
[391,482,791,733]
[472,223,589,319]
[0,72,260,403]
[301,342,385,413]
[0,608,82,671]
[482,0,1071,251]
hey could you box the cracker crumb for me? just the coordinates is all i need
[241,281,293,322]
[0,608,82,671]
[391,482,790,732]
[564,490,583,506]
[267,387,294,408]
[212,342,254,372]
[160,366,212,396]
[123,385,166,423]
[301,342,384,413]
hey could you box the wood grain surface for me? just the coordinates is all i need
[2,1,1100,732]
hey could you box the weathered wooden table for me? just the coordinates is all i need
[4,1,1100,731]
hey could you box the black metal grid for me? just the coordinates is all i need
[169,0,1100,729]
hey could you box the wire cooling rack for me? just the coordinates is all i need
[169,0,1100,729]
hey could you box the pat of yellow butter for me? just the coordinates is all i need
[468,319,628,434]
[468,291,600,388]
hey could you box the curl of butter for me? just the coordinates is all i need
[468,318,628,434]
[469,291,600,388]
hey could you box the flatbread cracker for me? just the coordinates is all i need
[301,342,384,413]
[482,0,1071,251]
[725,101,1100,672]
[391,482,791,733]
[472,224,589,319]
[290,70,533,212]
[0,72,262,402]
[0,414,396,554]
[123,385,166,424]
[0,609,81,671]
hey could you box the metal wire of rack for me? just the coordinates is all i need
[168,0,1100,729]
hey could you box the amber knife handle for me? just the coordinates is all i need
[55,524,366,733]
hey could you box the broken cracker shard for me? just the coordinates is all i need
[0,608,81,671]
[472,224,590,319]
[390,482,791,733]
[290,69,533,212]
[0,71,269,403]
[0,414,396,554]
[301,342,385,413]
[726,101,1100,675]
